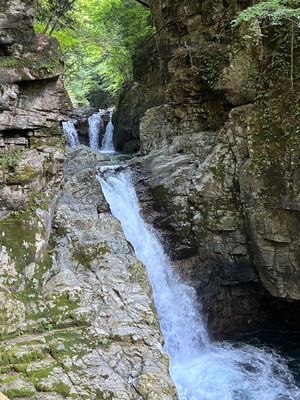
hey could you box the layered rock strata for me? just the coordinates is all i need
[0,0,69,350]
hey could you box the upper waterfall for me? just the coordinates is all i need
[98,167,300,400]
[62,120,80,147]
[101,111,115,153]
[88,112,103,151]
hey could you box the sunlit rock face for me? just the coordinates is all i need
[116,0,300,337]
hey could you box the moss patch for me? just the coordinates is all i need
[3,385,36,398]
[51,382,71,397]
[0,55,61,79]
[6,165,39,184]
[0,210,39,271]
[0,153,21,168]
[0,345,47,366]
[72,242,109,269]
[44,291,81,328]
[128,261,152,297]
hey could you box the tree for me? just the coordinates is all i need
[35,0,153,104]
[36,0,77,35]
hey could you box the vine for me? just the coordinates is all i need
[232,0,300,89]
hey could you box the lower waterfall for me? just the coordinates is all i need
[98,168,300,400]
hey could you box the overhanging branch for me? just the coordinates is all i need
[133,0,149,8]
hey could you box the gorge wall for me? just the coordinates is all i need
[115,0,300,337]
[0,1,177,398]
[0,0,69,340]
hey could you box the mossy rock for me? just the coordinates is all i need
[1,376,36,398]
[0,153,21,169]
[0,345,46,366]
[128,261,152,298]
[0,55,62,79]
[0,210,41,271]
[51,382,71,398]
[5,165,39,185]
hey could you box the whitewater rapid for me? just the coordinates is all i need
[98,168,300,400]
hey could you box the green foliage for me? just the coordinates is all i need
[36,0,77,35]
[233,0,300,26]
[233,0,300,89]
[35,0,153,105]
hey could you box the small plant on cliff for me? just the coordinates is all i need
[233,0,300,89]
[0,153,21,168]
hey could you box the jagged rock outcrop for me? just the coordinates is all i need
[0,0,70,212]
[0,0,69,128]
[116,0,300,336]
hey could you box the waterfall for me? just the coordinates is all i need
[88,112,103,151]
[98,168,300,400]
[101,111,115,153]
[62,120,80,147]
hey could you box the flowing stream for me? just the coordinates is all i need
[89,112,103,151]
[101,111,115,152]
[98,167,300,400]
[62,120,80,147]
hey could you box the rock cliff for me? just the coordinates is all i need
[0,0,69,344]
[115,0,300,337]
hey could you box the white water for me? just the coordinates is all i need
[62,120,80,147]
[101,111,115,153]
[98,169,300,400]
[88,112,103,151]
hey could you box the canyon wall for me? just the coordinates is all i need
[116,0,300,337]
[0,0,69,343]
[0,2,176,398]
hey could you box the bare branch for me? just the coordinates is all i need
[132,0,149,8]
